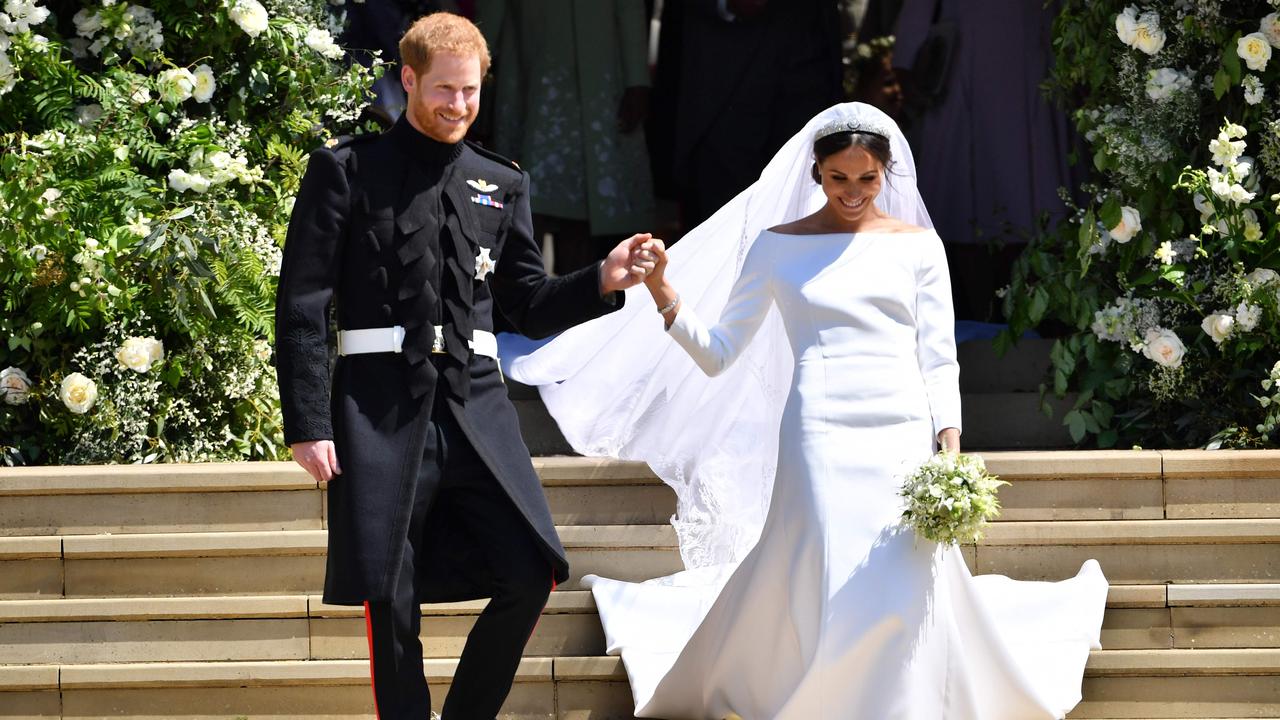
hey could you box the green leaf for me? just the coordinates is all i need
[1213,68,1230,100]
[1064,410,1087,443]
[1028,287,1050,324]
[1160,264,1187,287]
[1099,197,1122,231]
[1223,33,1243,84]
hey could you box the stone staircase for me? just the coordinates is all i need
[0,451,1277,719]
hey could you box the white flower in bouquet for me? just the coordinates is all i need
[59,372,98,414]
[900,452,1006,545]
[1201,312,1236,345]
[1239,32,1273,72]
[124,209,151,237]
[1142,327,1186,367]
[1145,67,1190,101]
[2,0,50,34]
[28,244,47,262]
[1263,13,1280,48]
[129,83,151,104]
[1154,240,1176,266]
[0,49,15,96]
[228,0,269,38]
[253,339,272,362]
[115,336,164,373]
[191,64,215,103]
[1210,132,1246,168]
[1133,14,1166,55]
[1246,267,1280,289]
[72,8,103,37]
[0,366,32,405]
[304,27,343,60]
[1243,75,1266,105]
[167,168,211,194]
[1115,6,1139,45]
[157,67,194,104]
[1235,302,1263,333]
[1108,205,1142,243]
[1192,192,1214,220]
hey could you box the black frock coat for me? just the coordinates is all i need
[275,119,622,605]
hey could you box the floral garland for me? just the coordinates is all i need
[1002,1,1280,448]
[0,0,381,464]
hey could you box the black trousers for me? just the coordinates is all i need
[364,396,554,720]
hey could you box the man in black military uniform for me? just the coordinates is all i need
[275,13,653,719]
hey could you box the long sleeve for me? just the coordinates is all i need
[668,234,775,377]
[491,171,623,338]
[914,232,961,436]
[274,147,349,445]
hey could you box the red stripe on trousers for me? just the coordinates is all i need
[364,601,381,719]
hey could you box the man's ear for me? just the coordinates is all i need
[400,64,416,93]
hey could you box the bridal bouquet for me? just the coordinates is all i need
[900,452,1007,545]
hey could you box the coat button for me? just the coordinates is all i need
[372,267,388,290]
[364,229,380,253]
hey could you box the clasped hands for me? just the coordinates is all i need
[599,233,669,294]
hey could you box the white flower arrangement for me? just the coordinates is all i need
[59,372,98,414]
[114,336,163,373]
[1237,32,1272,72]
[899,452,1006,545]
[1115,6,1166,56]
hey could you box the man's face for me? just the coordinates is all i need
[401,51,482,144]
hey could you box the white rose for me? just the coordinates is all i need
[59,372,98,414]
[191,64,215,103]
[1246,267,1279,288]
[115,336,162,373]
[1108,205,1142,243]
[0,366,31,405]
[1238,32,1272,72]
[1115,6,1139,45]
[228,0,269,38]
[304,27,343,60]
[1263,12,1280,49]
[130,84,151,104]
[1142,328,1186,368]
[1131,11,1166,55]
[157,67,194,104]
[1201,312,1236,345]
[1235,302,1262,332]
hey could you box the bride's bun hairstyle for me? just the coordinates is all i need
[810,131,893,184]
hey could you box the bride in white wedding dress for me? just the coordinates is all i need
[503,103,1108,719]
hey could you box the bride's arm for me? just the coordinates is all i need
[915,232,962,447]
[642,236,775,377]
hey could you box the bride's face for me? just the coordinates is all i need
[817,146,883,224]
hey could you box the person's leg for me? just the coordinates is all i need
[436,410,553,720]
[363,421,441,719]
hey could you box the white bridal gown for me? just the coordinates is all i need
[584,228,1109,719]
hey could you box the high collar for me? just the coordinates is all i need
[390,114,465,166]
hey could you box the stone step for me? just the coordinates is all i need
[2,451,1275,537]
[2,650,1278,719]
[1,584,1276,666]
[3,518,1279,599]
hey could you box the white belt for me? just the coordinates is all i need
[337,325,498,359]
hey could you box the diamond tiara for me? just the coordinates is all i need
[813,117,895,142]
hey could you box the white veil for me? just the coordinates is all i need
[503,103,932,570]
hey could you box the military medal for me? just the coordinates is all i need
[474,246,496,281]
[470,194,504,209]
[467,178,499,193]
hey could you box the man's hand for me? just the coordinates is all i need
[292,440,342,483]
[600,233,654,294]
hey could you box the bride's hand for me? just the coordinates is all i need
[938,428,961,453]
[638,238,669,288]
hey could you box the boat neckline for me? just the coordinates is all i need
[764,228,934,237]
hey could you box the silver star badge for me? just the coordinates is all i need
[474,246,495,281]
[467,178,499,193]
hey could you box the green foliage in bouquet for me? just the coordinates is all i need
[0,0,381,464]
[1001,1,1280,449]
[899,452,1006,546]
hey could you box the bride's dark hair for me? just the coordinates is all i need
[811,131,894,184]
